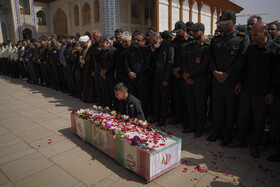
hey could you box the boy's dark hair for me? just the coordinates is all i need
[114,82,128,92]
[115,29,123,33]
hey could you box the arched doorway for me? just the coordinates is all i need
[22,28,33,39]
[53,8,67,35]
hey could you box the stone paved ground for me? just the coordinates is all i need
[0,75,279,187]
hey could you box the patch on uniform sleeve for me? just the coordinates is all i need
[195,57,201,64]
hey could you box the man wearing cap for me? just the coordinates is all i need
[181,23,209,138]
[79,35,95,102]
[170,21,193,127]
[208,10,250,146]
[32,39,42,84]
[37,38,49,86]
[46,34,58,90]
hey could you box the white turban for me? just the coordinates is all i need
[79,35,90,42]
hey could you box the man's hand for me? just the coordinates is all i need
[44,61,47,65]
[173,67,182,78]
[235,83,242,95]
[62,61,67,67]
[92,71,95,77]
[80,59,85,68]
[25,58,28,62]
[101,69,107,79]
[129,72,137,79]
[52,50,57,54]
[185,78,194,85]
[213,71,226,83]
[265,93,275,104]
[163,81,168,87]
[183,72,190,81]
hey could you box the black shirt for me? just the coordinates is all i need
[116,45,130,75]
[91,43,102,71]
[125,45,151,76]
[116,94,145,121]
[240,40,280,96]
[99,45,117,72]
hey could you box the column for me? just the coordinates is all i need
[101,0,119,34]
[30,0,37,39]
[197,1,203,23]
[188,0,194,22]
[216,8,221,29]
[211,6,215,35]
[179,0,185,21]
[156,0,159,31]
[14,0,22,40]
[168,0,172,30]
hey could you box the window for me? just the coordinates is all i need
[74,5,79,25]
[131,1,141,24]
[19,0,30,15]
[94,0,100,23]
[36,10,47,25]
[83,3,91,24]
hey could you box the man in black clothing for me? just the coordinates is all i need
[115,31,131,85]
[268,22,280,44]
[113,29,123,50]
[99,36,117,108]
[125,31,152,118]
[91,30,103,104]
[149,32,174,126]
[114,83,145,121]
[229,22,280,158]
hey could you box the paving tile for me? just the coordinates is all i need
[196,173,236,187]
[29,134,65,150]
[16,126,54,143]
[14,165,78,187]
[29,112,60,123]
[0,126,10,136]
[0,148,36,166]
[0,170,10,186]
[40,118,70,131]
[0,141,30,158]
[0,152,54,182]
[20,109,46,118]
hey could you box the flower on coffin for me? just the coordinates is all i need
[91,105,98,111]
[101,122,106,129]
[71,109,77,114]
[110,110,117,116]
[97,106,103,110]
[104,107,110,113]
[131,135,141,146]
[106,123,112,130]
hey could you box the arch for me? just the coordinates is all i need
[131,1,141,24]
[22,28,33,39]
[84,31,92,40]
[36,10,47,25]
[53,8,68,35]
[74,5,79,25]
[83,3,91,24]
[94,0,100,23]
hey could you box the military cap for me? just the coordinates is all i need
[216,10,236,25]
[189,23,205,31]
[171,21,186,33]
[186,21,194,27]
[50,34,57,39]
[64,34,71,39]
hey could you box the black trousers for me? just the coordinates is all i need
[102,71,115,107]
[212,83,236,138]
[40,62,49,84]
[153,73,169,124]
[237,92,267,146]
[269,96,280,149]
[18,60,27,78]
[185,83,208,132]
[94,63,105,104]
[27,60,38,83]
[128,73,150,118]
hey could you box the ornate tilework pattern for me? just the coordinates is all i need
[30,0,37,39]
[15,0,22,40]
[101,0,119,34]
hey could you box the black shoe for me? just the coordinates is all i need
[267,151,280,162]
[229,138,247,148]
[169,119,182,125]
[206,133,223,142]
[182,127,195,134]
[220,138,231,147]
[194,130,203,138]
[250,145,260,158]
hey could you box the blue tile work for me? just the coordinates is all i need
[30,0,37,39]
[101,0,119,34]
[15,0,22,40]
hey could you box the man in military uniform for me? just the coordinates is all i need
[32,39,42,84]
[170,21,193,127]
[47,34,59,90]
[37,38,49,86]
[181,23,209,138]
[63,34,76,95]
[268,22,280,44]
[208,10,250,146]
